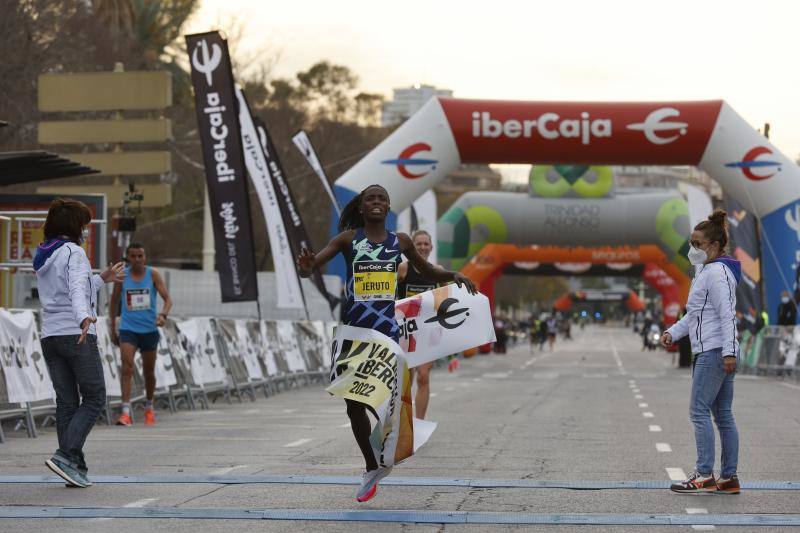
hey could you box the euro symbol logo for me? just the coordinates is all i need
[191,39,222,86]
[424,297,469,330]
[626,107,688,145]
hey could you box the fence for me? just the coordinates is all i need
[0,309,338,442]
[740,325,799,382]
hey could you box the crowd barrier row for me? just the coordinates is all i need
[739,325,800,381]
[0,308,338,443]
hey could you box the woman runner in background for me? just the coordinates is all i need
[297,184,475,503]
[397,229,440,420]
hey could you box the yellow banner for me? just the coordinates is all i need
[327,336,398,409]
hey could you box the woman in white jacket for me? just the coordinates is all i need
[33,199,123,488]
[661,209,742,495]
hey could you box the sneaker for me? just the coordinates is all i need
[115,413,132,426]
[670,471,717,493]
[45,458,89,488]
[144,409,156,426]
[715,475,740,495]
[356,465,393,502]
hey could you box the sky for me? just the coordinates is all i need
[185,0,800,176]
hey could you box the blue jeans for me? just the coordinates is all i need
[42,335,106,474]
[690,347,739,478]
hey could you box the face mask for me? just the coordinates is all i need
[687,245,707,266]
[783,297,791,304]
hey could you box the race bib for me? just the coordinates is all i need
[405,283,436,297]
[126,288,151,311]
[353,261,397,301]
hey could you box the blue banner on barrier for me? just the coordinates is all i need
[761,199,800,325]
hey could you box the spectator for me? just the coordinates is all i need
[777,291,797,326]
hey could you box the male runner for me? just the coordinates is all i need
[110,243,172,426]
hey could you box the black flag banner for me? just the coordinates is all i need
[724,193,764,332]
[255,118,339,314]
[186,31,258,302]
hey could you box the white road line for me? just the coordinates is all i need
[629,383,637,388]
[632,388,640,393]
[628,379,636,384]
[779,381,800,391]
[642,412,654,418]
[445,387,454,392]
[609,335,627,375]
[666,467,687,480]
[655,443,672,452]
[687,508,714,530]
[340,422,351,428]
[93,498,158,522]
[210,464,249,475]
[649,425,662,432]
[634,394,644,399]
[473,378,481,382]
[638,403,649,408]
[284,438,312,448]
[282,409,298,414]
[244,409,260,415]
[430,393,438,398]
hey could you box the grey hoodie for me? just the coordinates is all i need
[36,242,106,338]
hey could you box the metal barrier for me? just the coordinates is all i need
[740,325,799,382]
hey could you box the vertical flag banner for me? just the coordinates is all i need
[292,130,340,216]
[186,31,258,302]
[724,195,765,332]
[397,190,439,265]
[257,120,339,313]
[234,87,304,309]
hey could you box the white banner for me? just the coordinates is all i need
[326,325,416,467]
[0,309,54,403]
[175,318,227,385]
[395,284,496,368]
[95,317,122,397]
[152,328,178,388]
[234,320,265,380]
[236,86,304,309]
[260,321,284,376]
[291,130,340,216]
[397,189,438,265]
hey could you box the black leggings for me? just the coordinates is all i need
[345,399,378,471]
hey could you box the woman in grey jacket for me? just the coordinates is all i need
[661,209,742,495]
[33,199,124,488]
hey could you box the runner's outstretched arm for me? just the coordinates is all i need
[397,232,477,294]
[297,230,354,277]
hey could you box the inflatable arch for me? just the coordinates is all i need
[460,244,689,325]
[333,98,800,323]
[553,290,646,314]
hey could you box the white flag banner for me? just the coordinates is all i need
[291,130,340,216]
[236,86,304,309]
[0,309,54,403]
[276,320,306,372]
[395,284,496,368]
[397,190,438,265]
[95,317,122,397]
[175,318,227,385]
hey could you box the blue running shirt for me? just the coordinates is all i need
[342,229,401,340]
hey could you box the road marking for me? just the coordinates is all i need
[340,422,351,428]
[655,443,672,452]
[482,372,509,379]
[430,393,438,398]
[282,409,298,414]
[92,498,157,522]
[582,373,608,378]
[687,508,714,530]
[632,388,640,393]
[244,408,260,414]
[638,403,649,408]
[779,382,800,391]
[445,387,454,392]
[628,379,636,384]
[210,465,249,475]
[649,425,662,432]
[473,378,482,382]
[666,467,687,480]
[629,383,637,388]
[284,438,312,448]
[609,335,627,375]
[642,412,654,418]
[635,394,644,399]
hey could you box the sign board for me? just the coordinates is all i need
[38,71,172,112]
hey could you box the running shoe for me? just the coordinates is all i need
[670,471,717,493]
[45,458,89,488]
[144,408,156,426]
[715,475,740,495]
[115,412,132,426]
[356,465,393,502]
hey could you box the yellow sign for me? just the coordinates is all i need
[353,261,397,301]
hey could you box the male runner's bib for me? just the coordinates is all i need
[343,229,401,340]
[398,263,437,299]
[119,266,158,334]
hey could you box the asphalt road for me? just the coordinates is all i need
[1,325,799,532]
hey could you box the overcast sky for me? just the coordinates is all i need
[186,0,800,169]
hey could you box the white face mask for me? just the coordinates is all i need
[783,296,791,304]
[687,245,707,266]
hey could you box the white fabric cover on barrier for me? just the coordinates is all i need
[151,328,178,388]
[95,317,122,397]
[0,309,54,403]
[234,320,265,380]
[175,318,227,385]
[276,320,305,372]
